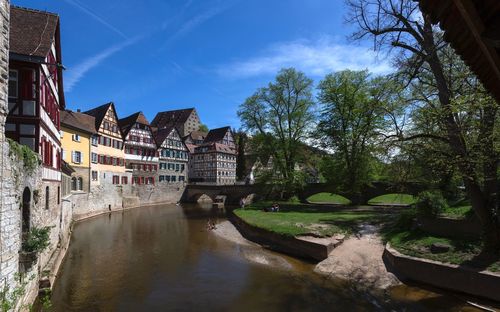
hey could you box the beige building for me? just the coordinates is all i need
[83,102,127,186]
[151,108,202,137]
[191,127,237,185]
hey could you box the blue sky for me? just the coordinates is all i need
[14,0,391,129]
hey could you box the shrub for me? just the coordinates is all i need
[416,190,448,218]
[22,227,51,253]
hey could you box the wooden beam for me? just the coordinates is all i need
[452,0,500,83]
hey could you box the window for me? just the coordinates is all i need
[91,153,98,163]
[112,175,119,185]
[8,70,18,100]
[45,186,50,210]
[78,177,83,190]
[92,171,98,181]
[72,134,81,142]
[91,135,98,146]
[121,176,128,185]
[179,176,185,182]
[72,151,82,164]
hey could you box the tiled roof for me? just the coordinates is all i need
[118,111,150,137]
[83,102,115,131]
[151,108,195,129]
[185,143,197,154]
[189,130,207,141]
[194,142,236,155]
[204,126,230,143]
[10,6,59,58]
[60,110,96,134]
[153,125,176,146]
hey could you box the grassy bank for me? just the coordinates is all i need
[306,193,351,205]
[235,201,383,237]
[368,193,416,205]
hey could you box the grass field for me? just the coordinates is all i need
[306,192,351,205]
[368,193,416,205]
[235,204,381,237]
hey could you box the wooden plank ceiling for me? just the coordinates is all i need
[419,0,500,102]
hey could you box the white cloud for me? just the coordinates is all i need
[63,0,128,39]
[217,37,393,78]
[65,36,140,92]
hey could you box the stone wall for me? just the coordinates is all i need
[132,182,185,206]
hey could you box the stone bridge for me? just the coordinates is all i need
[182,184,260,205]
[299,181,425,205]
[183,181,424,206]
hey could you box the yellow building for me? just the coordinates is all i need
[60,110,96,193]
[83,102,128,186]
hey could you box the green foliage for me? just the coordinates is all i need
[22,227,51,254]
[7,139,40,174]
[314,70,395,193]
[236,132,247,181]
[39,288,52,312]
[415,191,448,218]
[0,273,31,312]
[238,68,315,197]
[198,124,209,132]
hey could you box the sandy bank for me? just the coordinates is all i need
[315,224,400,290]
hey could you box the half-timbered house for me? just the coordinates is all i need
[154,126,189,183]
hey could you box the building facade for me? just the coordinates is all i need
[6,6,65,216]
[155,126,189,183]
[151,108,201,137]
[119,111,158,185]
[191,127,237,185]
[60,110,95,192]
[83,102,127,186]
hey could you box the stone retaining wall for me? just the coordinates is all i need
[417,217,481,239]
[383,244,500,302]
[229,212,334,261]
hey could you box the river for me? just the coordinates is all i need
[51,204,481,311]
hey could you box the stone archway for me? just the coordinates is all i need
[21,187,31,234]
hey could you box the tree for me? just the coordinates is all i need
[236,132,247,181]
[238,68,316,198]
[347,0,500,250]
[315,70,391,193]
[198,124,209,132]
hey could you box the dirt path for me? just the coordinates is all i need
[314,224,400,290]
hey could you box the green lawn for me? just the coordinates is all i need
[368,193,416,205]
[306,192,351,205]
[234,207,381,237]
[440,205,473,219]
[386,230,500,272]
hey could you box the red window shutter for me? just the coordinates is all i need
[21,69,33,99]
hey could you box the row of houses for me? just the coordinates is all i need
[60,105,238,194]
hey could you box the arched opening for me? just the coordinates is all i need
[21,187,31,234]
[77,177,83,191]
[197,194,213,204]
[306,192,351,205]
[45,186,50,210]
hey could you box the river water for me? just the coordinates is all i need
[51,204,482,312]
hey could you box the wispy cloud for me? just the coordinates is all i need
[217,37,393,78]
[162,1,235,48]
[65,36,141,92]
[63,0,128,39]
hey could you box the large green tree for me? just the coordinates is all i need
[238,68,316,197]
[315,70,392,193]
[347,0,500,250]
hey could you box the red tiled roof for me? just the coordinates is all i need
[151,108,195,129]
[10,6,59,58]
[153,125,176,146]
[60,110,96,134]
[204,126,231,143]
[118,111,151,137]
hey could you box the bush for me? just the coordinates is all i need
[416,190,448,218]
[22,227,51,253]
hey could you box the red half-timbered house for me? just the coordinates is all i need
[6,7,65,208]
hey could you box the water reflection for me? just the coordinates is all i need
[51,204,484,312]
